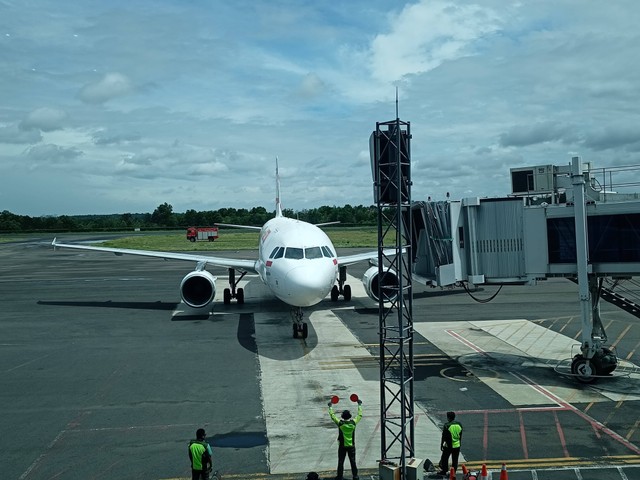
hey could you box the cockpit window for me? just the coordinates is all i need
[305,246,323,259]
[269,247,280,258]
[284,247,304,260]
[273,247,285,259]
[321,246,334,258]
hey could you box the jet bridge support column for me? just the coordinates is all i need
[570,156,618,382]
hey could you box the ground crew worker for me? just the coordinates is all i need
[438,411,462,476]
[328,399,363,480]
[188,428,213,480]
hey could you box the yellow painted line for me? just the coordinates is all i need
[319,353,449,369]
[625,338,640,360]
[160,468,380,480]
[362,341,432,347]
[627,418,640,441]
[611,324,632,349]
[464,454,640,470]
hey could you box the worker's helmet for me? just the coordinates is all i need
[341,410,352,420]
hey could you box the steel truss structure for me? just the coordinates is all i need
[371,117,415,478]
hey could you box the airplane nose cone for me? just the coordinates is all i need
[284,264,335,307]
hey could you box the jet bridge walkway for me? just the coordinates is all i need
[408,158,640,382]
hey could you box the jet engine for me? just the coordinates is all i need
[180,270,217,308]
[362,266,399,303]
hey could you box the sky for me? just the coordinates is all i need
[2,0,640,216]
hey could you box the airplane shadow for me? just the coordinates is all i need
[207,430,267,448]
[37,300,178,311]
[37,299,314,359]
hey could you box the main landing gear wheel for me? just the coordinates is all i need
[331,285,339,302]
[223,268,247,305]
[571,355,596,383]
[343,284,352,301]
[330,284,352,302]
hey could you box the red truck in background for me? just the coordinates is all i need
[186,226,219,242]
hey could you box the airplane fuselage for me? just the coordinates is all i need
[256,216,338,307]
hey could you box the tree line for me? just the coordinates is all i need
[0,203,379,233]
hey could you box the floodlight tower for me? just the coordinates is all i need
[370,113,414,478]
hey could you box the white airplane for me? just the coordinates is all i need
[52,163,397,339]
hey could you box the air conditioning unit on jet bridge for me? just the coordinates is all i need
[511,165,555,195]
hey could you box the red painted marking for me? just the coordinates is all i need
[266,260,272,267]
[518,411,529,459]
[553,410,571,457]
[446,329,486,354]
[446,329,640,456]
[333,258,338,265]
[483,410,489,460]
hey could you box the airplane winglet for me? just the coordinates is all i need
[52,237,57,247]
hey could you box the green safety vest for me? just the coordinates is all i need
[189,440,210,470]
[445,421,463,448]
[329,405,363,447]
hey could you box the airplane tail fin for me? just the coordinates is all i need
[275,157,283,218]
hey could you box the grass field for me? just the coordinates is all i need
[0,226,384,249]
[100,226,379,251]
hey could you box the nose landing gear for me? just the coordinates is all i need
[291,307,309,339]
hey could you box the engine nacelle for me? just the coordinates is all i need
[180,270,217,308]
[362,266,399,303]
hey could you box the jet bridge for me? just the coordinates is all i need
[410,157,640,382]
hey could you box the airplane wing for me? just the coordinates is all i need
[337,248,400,267]
[214,223,262,231]
[51,239,258,272]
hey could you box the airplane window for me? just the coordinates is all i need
[274,247,285,259]
[305,246,323,259]
[284,247,304,260]
[269,247,280,258]
[321,246,334,257]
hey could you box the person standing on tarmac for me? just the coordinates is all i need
[188,428,213,480]
[438,411,462,476]
[328,399,363,480]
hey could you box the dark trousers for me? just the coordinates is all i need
[191,469,209,480]
[337,445,358,479]
[439,446,460,473]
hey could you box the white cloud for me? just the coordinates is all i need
[19,108,68,132]
[368,1,503,83]
[1,1,640,215]
[23,143,82,166]
[79,73,134,104]
[0,123,42,143]
[296,73,327,98]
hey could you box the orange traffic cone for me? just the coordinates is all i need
[499,463,508,480]
[478,464,489,480]
[449,467,456,479]
[461,464,469,477]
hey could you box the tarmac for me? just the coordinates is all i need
[1,235,639,480]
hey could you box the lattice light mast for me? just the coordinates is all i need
[370,116,414,478]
